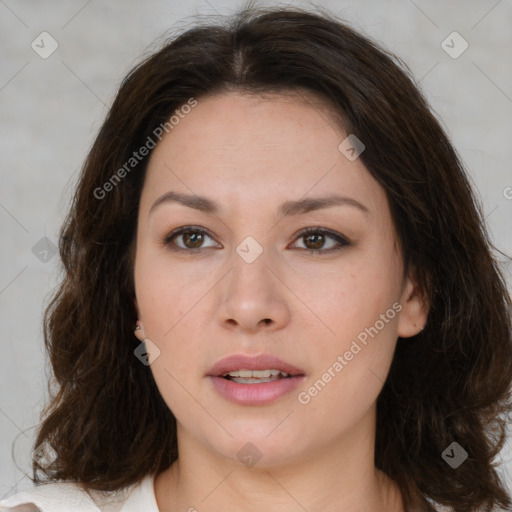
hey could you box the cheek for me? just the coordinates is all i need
[134,247,223,337]
[293,254,401,345]
[135,252,206,335]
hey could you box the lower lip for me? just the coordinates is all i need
[208,375,305,405]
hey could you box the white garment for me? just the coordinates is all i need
[0,473,159,512]
[0,474,453,511]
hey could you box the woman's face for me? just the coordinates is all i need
[133,91,427,468]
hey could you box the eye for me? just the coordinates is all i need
[290,227,351,254]
[163,226,219,253]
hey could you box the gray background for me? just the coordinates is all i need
[1,0,511,500]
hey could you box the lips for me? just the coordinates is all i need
[207,353,305,378]
[207,354,306,405]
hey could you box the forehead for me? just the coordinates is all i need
[140,90,385,216]
[146,89,344,169]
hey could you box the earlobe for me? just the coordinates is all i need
[397,274,429,338]
[133,321,145,342]
[133,299,145,341]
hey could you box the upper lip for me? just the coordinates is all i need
[207,354,305,377]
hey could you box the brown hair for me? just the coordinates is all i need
[26,4,512,511]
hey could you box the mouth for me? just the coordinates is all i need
[206,354,306,405]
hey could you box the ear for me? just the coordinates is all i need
[397,268,429,338]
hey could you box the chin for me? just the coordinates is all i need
[205,421,310,468]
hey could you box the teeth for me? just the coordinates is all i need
[231,376,280,384]
[223,369,290,378]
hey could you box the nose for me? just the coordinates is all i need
[216,249,291,334]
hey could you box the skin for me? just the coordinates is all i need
[133,90,429,512]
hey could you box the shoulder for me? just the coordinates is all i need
[0,474,156,512]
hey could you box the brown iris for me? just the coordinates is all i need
[182,231,205,249]
[303,232,325,250]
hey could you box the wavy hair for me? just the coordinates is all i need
[27,5,512,511]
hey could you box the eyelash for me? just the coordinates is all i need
[162,226,351,255]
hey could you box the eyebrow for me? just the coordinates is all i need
[149,191,370,217]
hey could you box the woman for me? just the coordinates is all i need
[1,5,511,512]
